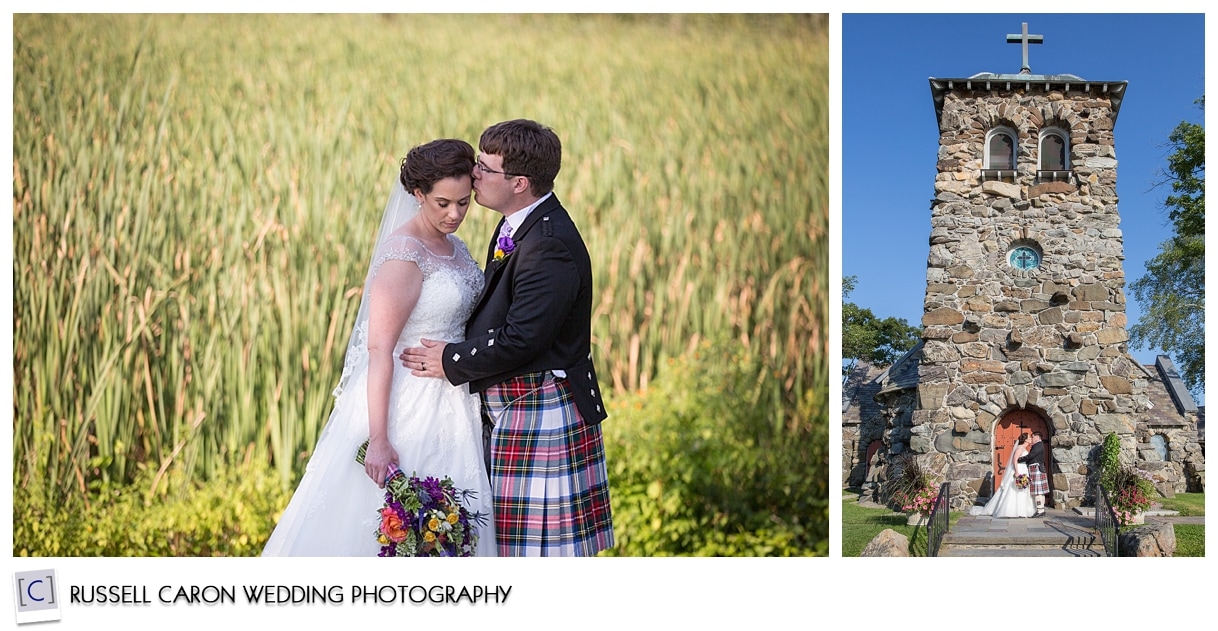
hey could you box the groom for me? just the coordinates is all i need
[1017,431,1048,517]
[401,119,614,556]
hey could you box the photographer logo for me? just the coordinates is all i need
[13,569,61,624]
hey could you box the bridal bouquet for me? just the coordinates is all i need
[1014,473,1031,490]
[356,441,488,557]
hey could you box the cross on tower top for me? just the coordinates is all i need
[1006,22,1044,74]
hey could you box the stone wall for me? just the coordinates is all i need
[1137,419,1206,494]
[910,86,1150,510]
[842,384,918,504]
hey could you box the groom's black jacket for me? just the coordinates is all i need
[441,193,608,425]
[1018,442,1046,469]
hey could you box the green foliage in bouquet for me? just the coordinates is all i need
[600,339,827,556]
[14,462,289,556]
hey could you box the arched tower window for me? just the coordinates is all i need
[1038,128,1070,181]
[985,127,1017,171]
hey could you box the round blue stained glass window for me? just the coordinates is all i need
[1009,246,1041,270]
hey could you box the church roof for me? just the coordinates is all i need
[1142,356,1201,428]
[1153,354,1198,414]
[842,360,885,426]
[928,74,1128,124]
[876,340,923,396]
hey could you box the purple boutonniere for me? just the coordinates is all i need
[493,234,516,262]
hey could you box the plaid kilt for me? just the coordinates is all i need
[483,371,614,556]
[1028,463,1049,496]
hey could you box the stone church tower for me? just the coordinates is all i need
[843,24,1204,510]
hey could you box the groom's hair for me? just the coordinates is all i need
[1032,431,1043,440]
[480,119,561,197]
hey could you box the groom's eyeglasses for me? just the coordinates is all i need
[475,158,525,178]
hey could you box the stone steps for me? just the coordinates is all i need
[937,509,1109,557]
[940,544,1104,557]
[939,534,1105,557]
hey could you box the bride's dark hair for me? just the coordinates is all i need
[400,139,475,194]
[1017,434,1029,444]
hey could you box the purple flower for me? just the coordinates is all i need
[493,235,516,262]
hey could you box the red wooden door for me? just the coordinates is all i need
[993,409,1050,491]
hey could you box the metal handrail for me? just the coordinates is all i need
[927,482,951,557]
[1094,482,1120,557]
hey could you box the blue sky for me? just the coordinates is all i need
[841,13,1206,402]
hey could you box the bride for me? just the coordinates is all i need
[262,139,496,556]
[970,434,1037,518]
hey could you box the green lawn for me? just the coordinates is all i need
[1156,492,1205,516]
[841,489,963,557]
[1173,524,1204,557]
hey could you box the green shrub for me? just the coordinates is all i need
[14,462,289,557]
[1098,432,1122,494]
[882,451,935,513]
[600,340,827,556]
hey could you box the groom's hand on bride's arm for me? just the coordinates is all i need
[400,339,447,380]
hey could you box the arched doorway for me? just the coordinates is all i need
[993,409,1052,500]
[863,440,882,481]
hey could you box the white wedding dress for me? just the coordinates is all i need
[262,233,497,556]
[970,445,1036,518]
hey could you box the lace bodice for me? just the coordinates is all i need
[369,233,484,344]
[332,233,483,398]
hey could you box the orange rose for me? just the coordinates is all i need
[380,509,409,543]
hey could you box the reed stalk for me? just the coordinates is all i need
[13,14,827,503]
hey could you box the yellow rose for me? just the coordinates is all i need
[423,531,436,543]
[428,518,441,532]
[446,513,460,525]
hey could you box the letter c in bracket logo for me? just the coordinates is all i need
[12,569,61,624]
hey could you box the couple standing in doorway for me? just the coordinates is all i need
[970,431,1048,518]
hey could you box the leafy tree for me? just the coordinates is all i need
[842,276,921,378]
[1130,98,1205,396]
